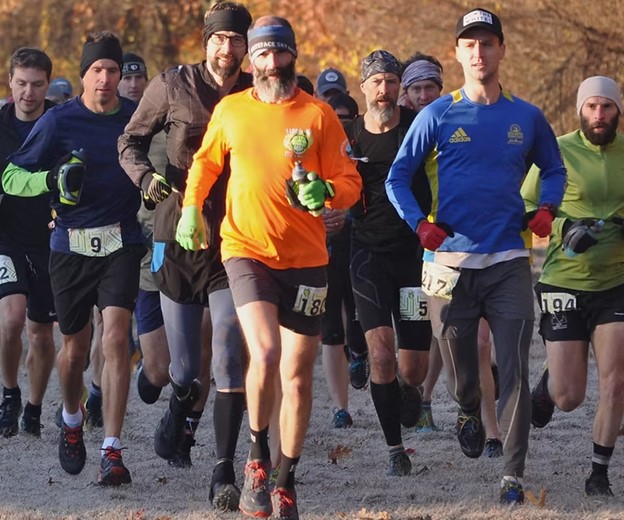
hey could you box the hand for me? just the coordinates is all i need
[416,220,454,250]
[175,206,207,251]
[141,172,171,204]
[297,173,332,212]
[323,208,346,234]
[523,206,556,237]
[46,153,85,192]
[561,218,604,255]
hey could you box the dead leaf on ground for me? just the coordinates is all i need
[156,476,167,484]
[525,488,548,507]
[328,444,352,464]
[355,508,392,519]
[405,448,416,455]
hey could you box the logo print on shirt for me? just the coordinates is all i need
[507,124,524,145]
[449,127,471,143]
[284,129,313,158]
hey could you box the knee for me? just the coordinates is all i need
[60,340,88,368]
[26,323,55,349]
[399,362,427,385]
[101,326,129,358]
[0,315,24,342]
[551,387,585,412]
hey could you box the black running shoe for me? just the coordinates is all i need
[59,422,86,475]
[585,472,614,497]
[154,382,199,461]
[348,351,370,390]
[98,447,132,486]
[20,414,42,437]
[167,426,196,468]
[137,366,162,405]
[398,378,422,428]
[0,397,22,438]
[456,408,485,458]
[85,396,103,428]
[531,362,555,428]
[211,481,241,512]
[386,450,412,477]
[483,438,503,458]
[271,487,299,520]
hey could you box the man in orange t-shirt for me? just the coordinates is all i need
[178,15,361,520]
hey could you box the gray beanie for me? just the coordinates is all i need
[576,76,622,114]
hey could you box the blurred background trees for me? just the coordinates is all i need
[1,0,623,134]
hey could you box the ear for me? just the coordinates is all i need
[360,82,366,94]
[500,42,506,60]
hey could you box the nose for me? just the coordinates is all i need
[265,52,279,68]
[221,37,234,53]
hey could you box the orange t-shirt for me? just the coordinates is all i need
[184,88,362,269]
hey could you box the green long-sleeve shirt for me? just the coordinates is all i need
[522,129,624,291]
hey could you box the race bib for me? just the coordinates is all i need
[421,262,460,300]
[293,284,328,316]
[399,287,429,321]
[540,292,577,314]
[0,255,18,285]
[68,223,123,257]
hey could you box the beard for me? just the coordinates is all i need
[208,52,242,79]
[581,113,619,146]
[367,95,397,125]
[253,60,297,103]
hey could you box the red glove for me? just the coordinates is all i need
[416,220,454,250]
[526,206,555,237]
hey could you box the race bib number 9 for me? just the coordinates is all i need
[293,284,328,316]
[421,262,460,300]
[0,255,18,285]
[399,287,429,321]
[540,292,577,314]
[68,223,123,257]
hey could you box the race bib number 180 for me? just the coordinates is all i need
[399,287,429,321]
[293,284,328,316]
[68,223,123,257]
[421,262,460,300]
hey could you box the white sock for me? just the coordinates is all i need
[101,436,122,454]
[62,407,84,428]
[502,475,523,486]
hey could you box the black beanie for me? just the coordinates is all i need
[79,37,123,78]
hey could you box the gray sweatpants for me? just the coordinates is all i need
[429,257,534,477]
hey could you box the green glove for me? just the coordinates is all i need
[175,206,207,251]
[297,172,333,215]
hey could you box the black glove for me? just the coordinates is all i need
[561,218,604,255]
[46,153,85,192]
[141,172,171,205]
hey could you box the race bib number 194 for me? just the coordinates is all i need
[540,292,577,314]
[293,285,328,316]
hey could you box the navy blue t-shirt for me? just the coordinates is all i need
[9,97,142,253]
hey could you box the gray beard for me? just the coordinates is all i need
[253,76,296,103]
[368,101,395,125]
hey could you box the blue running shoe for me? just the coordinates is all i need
[500,477,525,504]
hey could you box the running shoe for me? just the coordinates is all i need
[348,351,370,390]
[332,408,353,429]
[585,472,614,497]
[456,407,485,458]
[85,395,103,428]
[398,378,422,428]
[531,361,555,428]
[239,458,272,518]
[415,400,439,432]
[20,414,42,437]
[136,365,162,405]
[98,447,132,486]
[500,477,525,504]
[167,426,196,468]
[59,422,86,475]
[271,487,299,520]
[483,438,503,458]
[211,481,241,512]
[0,397,22,438]
[386,450,412,477]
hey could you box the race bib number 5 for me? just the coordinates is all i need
[293,284,328,316]
[0,255,18,285]
[68,223,123,257]
[399,287,429,321]
[540,292,577,314]
[421,262,460,300]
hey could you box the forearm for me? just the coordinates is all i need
[2,163,49,197]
